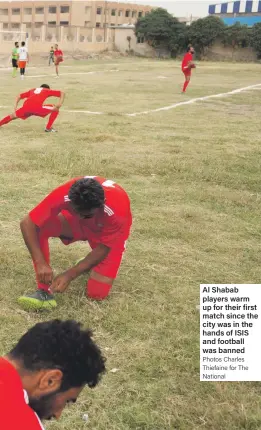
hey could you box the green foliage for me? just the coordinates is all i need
[135,8,187,57]
[222,23,251,49]
[188,16,225,55]
[250,23,261,58]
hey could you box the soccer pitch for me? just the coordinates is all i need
[1,58,261,429]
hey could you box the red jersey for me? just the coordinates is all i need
[182,52,193,70]
[54,49,63,57]
[20,88,61,108]
[29,176,132,248]
[0,358,44,429]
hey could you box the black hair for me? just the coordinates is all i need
[15,42,19,46]
[21,41,25,47]
[9,319,106,391]
[68,178,105,212]
[187,44,192,52]
[40,84,50,89]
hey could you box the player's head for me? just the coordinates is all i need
[55,43,58,49]
[21,41,25,47]
[15,42,19,48]
[187,44,194,54]
[68,178,105,218]
[7,319,106,421]
[40,84,50,89]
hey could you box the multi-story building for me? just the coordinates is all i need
[0,1,153,31]
[209,1,261,26]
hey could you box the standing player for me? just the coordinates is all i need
[18,176,132,310]
[0,319,105,428]
[48,46,54,66]
[18,41,29,80]
[11,41,19,78]
[54,44,63,77]
[0,84,65,132]
[181,45,195,93]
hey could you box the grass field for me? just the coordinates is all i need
[1,58,261,429]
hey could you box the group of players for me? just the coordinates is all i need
[11,41,63,78]
[0,43,196,428]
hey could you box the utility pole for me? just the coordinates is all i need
[104,0,108,42]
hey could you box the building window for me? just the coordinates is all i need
[24,8,32,15]
[125,10,130,17]
[12,8,20,15]
[36,7,44,14]
[111,9,116,16]
[35,22,43,27]
[49,6,56,14]
[61,6,69,13]
[26,23,31,28]
[96,22,101,27]
[119,10,123,16]
[60,21,69,26]
[3,23,8,29]
[138,11,143,17]
[48,21,56,26]
[132,10,137,18]
[11,23,20,29]
[137,35,145,43]
[0,8,8,15]
[97,7,102,15]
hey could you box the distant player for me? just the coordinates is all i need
[0,319,105,427]
[18,176,132,310]
[181,45,195,93]
[18,41,29,80]
[0,84,65,132]
[11,41,19,78]
[48,46,54,66]
[54,44,63,77]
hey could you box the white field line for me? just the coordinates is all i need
[126,83,261,117]
[0,83,260,117]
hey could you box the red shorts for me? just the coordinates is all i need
[182,68,191,77]
[57,211,130,279]
[15,104,54,120]
[19,61,27,68]
[55,56,63,65]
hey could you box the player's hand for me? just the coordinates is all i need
[35,262,54,285]
[50,272,72,294]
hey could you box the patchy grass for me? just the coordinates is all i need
[0,59,261,429]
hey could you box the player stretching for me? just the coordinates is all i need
[0,84,65,133]
[181,45,195,93]
[54,44,63,77]
[18,176,132,310]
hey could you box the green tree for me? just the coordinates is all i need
[250,22,261,59]
[188,16,225,56]
[222,23,251,49]
[135,8,187,57]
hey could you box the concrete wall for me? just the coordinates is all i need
[205,40,257,62]
[114,28,155,57]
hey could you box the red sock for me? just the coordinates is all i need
[46,110,59,130]
[182,80,190,93]
[33,218,62,292]
[0,115,13,127]
[87,279,112,300]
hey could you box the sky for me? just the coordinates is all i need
[124,1,213,17]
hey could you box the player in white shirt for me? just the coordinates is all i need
[18,41,29,80]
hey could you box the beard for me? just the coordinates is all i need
[29,390,59,421]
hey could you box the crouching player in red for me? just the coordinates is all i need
[18,176,132,310]
[0,84,65,133]
[181,45,195,93]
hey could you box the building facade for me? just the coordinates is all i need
[209,1,261,26]
[0,1,153,31]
